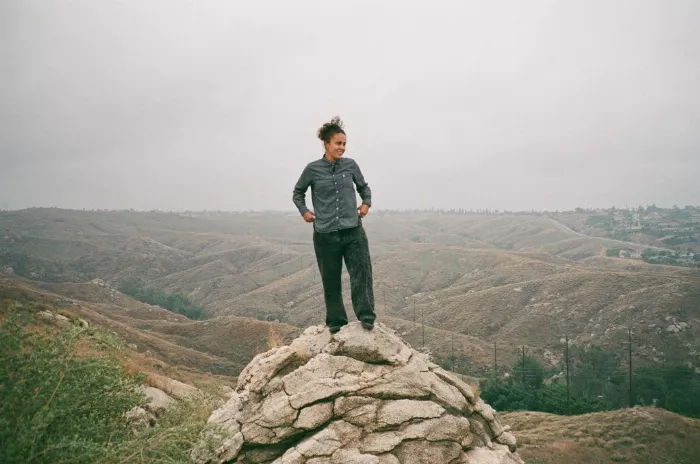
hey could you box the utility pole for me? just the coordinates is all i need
[421,306,425,349]
[413,299,416,328]
[451,333,455,372]
[521,345,526,387]
[565,334,570,415]
[494,342,497,377]
[628,328,633,408]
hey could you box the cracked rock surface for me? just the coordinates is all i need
[191,323,523,464]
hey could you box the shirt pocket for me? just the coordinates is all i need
[339,172,355,191]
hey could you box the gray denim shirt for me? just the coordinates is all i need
[292,156,372,233]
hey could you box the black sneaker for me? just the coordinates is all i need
[361,320,374,330]
[329,325,343,334]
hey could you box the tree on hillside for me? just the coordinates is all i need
[569,345,625,406]
[512,355,545,389]
[635,364,700,418]
[118,279,205,320]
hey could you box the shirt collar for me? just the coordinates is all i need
[320,154,342,165]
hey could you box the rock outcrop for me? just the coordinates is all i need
[192,323,523,464]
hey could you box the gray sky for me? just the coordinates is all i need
[2,0,699,212]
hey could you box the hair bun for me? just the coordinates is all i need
[317,116,346,142]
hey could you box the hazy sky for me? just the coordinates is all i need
[2,0,698,212]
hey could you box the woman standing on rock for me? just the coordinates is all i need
[292,116,377,334]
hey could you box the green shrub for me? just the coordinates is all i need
[0,314,146,463]
[0,312,221,463]
[105,390,222,464]
[118,279,206,320]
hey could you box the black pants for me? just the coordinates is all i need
[313,223,376,328]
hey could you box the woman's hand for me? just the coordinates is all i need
[302,211,315,223]
[357,204,370,218]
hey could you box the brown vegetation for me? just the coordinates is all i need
[502,407,700,464]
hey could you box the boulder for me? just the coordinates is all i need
[141,386,174,412]
[191,322,523,464]
[147,372,199,400]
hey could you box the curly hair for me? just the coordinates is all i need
[317,116,346,143]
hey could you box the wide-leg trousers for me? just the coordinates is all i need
[313,223,376,329]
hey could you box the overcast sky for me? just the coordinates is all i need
[1,0,698,212]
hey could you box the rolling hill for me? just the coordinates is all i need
[2,208,699,373]
[502,407,700,464]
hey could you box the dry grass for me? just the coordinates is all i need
[0,277,302,381]
[502,407,700,464]
[267,326,284,349]
[471,383,481,402]
[56,308,80,322]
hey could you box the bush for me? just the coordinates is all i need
[481,380,611,415]
[0,314,146,463]
[634,364,700,418]
[118,279,206,320]
[0,312,222,463]
[512,355,546,389]
[105,390,222,464]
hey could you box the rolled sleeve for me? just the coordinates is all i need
[352,160,372,206]
[292,166,311,215]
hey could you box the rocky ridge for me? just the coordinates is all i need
[192,322,522,464]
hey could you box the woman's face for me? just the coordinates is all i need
[324,132,346,162]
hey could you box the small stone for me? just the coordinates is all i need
[297,421,361,458]
[392,440,462,464]
[331,448,380,464]
[359,432,402,454]
[140,386,174,412]
[496,431,518,452]
[38,311,55,320]
[274,448,305,464]
[335,396,380,428]
[295,402,334,430]
[376,400,444,427]
[376,454,400,464]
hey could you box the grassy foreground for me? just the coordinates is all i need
[0,300,223,464]
[503,407,700,464]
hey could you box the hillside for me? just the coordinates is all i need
[502,407,700,464]
[0,277,301,380]
[2,208,699,371]
[551,207,700,254]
